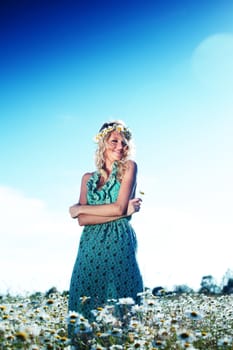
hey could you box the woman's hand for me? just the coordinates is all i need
[127,198,142,216]
[69,203,80,219]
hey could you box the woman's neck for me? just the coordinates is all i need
[104,160,115,174]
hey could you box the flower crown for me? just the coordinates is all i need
[94,123,132,143]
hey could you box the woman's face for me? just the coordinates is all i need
[104,130,128,163]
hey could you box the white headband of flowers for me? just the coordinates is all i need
[94,123,132,143]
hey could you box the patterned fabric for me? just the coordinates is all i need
[68,162,143,319]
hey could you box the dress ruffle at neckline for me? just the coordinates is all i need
[86,162,120,204]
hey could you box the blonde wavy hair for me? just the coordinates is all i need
[95,120,134,181]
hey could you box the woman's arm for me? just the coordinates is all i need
[69,160,138,219]
[77,197,141,226]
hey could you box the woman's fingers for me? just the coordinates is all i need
[134,198,142,212]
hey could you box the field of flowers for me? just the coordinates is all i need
[0,288,233,349]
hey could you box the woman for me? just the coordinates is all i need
[68,121,143,319]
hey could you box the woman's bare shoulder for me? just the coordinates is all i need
[125,159,138,170]
[81,171,95,183]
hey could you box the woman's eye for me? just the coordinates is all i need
[110,139,128,147]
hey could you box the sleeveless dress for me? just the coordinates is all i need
[68,162,143,319]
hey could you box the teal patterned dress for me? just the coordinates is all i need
[68,162,143,319]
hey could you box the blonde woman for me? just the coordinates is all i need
[68,121,143,319]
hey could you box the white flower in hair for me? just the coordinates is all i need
[94,123,132,143]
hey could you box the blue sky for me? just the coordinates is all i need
[1,0,233,294]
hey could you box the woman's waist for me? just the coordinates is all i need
[84,216,131,229]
